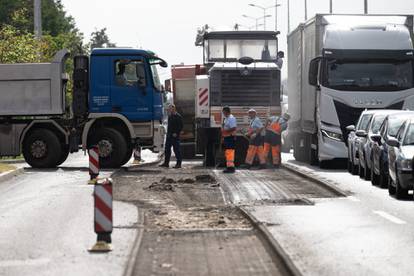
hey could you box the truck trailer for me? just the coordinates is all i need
[287,14,414,166]
[176,31,282,166]
[0,48,168,168]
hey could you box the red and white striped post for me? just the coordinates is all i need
[89,178,113,252]
[88,146,99,185]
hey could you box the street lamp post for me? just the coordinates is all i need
[274,0,281,31]
[249,3,277,31]
[364,0,368,14]
[243,14,271,30]
[287,0,290,33]
[34,0,42,40]
[304,0,308,21]
[330,0,333,13]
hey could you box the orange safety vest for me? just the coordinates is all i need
[266,117,282,135]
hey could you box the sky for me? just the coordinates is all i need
[61,0,414,80]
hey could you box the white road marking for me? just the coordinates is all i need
[0,258,50,267]
[347,196,361,202]
[373,211,407,225]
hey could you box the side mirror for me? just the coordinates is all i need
[387,138,400,148]
[309,57,322,87]
[370,134,381,143]
[346,125,355,132]
[355,130,367,138]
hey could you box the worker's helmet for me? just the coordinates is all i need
[282,113,291,120]
[248,109,257,114]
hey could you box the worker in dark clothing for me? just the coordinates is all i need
[160,104,183,168]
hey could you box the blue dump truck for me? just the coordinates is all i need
[0,48,168,168]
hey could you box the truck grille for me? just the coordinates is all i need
[210,69,280,106]
[334,100,404,143]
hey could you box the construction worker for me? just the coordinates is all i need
[244,109,266,169]
[264,113,290,168]
[159,104,183,169]
[221,106,237,173]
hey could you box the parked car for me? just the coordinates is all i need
[347,110,375,175]
[387,117,414,199]
[371,111,414,188]
[355,110,401,181]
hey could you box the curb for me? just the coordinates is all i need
[239,206,303,276]
[0,167,25,184]
[0,159,26,164]
[282,162,348,197]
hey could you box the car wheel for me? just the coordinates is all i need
[388,176,396,195]
[347,159,353,173]
[358,162,365,178]
[364,158,371,181]
[23,129,62,168]
[371,165,379,186]
[395,169,409,200]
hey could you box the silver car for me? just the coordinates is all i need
[355,110,401,181]
[387,117,414,199]
[347,110,375,175]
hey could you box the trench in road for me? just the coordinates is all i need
[114,164,296,276]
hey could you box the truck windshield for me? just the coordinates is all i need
[325,60,414,91]
[207,39,277,62]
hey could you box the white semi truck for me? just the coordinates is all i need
[288,14,414,166]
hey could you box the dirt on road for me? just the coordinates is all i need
[113,163,289,276]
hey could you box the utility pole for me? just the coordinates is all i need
[364,0,368,14]
[287,0,290,33]
[329,0,333,13]
[274,0,281,31]
[304,0,308,21]
[34,0,42,40]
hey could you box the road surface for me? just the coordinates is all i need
[0,153,138,276]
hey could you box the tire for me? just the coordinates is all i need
[121,145,133,166]
[388,176,396,195]
[364,158,371,181]
[371,165,379,186]
[395,169,409,199]
[347,160,353,173]
[23,129,62,168]
[57,145,70,166]
[319,160,329,169]
[89,128,128,168]
[358,162,364,178]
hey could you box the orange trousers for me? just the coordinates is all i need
[245,145,266,165]
[264,143,281,165]
[225,149,235,168]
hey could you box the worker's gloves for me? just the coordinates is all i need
[172,133,177,138]
[250,133,257,140]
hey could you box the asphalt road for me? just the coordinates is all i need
[0,153,138,276]
[245,153,414,276]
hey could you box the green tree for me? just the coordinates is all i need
[90,28,116,50]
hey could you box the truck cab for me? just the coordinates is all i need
[0,48,168,169]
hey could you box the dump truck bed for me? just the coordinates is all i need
[0,50,69,116]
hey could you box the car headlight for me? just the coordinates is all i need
[321,129,343,142]
[400,158,412,171]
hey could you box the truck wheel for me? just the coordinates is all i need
[89,128,128,168]
[120,145,133,166]
[23,129,62,168]
[57,145,70,166]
